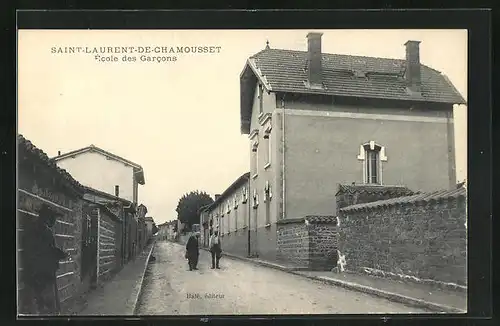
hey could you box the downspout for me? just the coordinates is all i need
[281,94,286,220]
[248,184,251,257]
[96,207,101,287]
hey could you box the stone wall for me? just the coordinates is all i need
[338,189,467,286]
[276,220,309,268]
[276,216,338,270]
[308,222,339,271]
[335,184,415,214]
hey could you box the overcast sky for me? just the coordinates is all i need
[18,29,467,224]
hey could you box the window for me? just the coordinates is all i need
[258,83,264,114]
[263,124,272,168]
[250,130,259,178]
[366,149,379,184]
[264,181,272,225]
[227,203,231,233]
[241,187,248,204]
[357,141,387,185]
[234,201,238,230]
[252,189,259,209]
[252,142,259,178]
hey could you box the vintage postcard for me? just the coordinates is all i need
[17,29,467,316]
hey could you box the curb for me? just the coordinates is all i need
[201,248,465,314]
[289,273,465,314]
[131,242,156,315]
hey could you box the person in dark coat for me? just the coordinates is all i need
[24,204,68,315]
[209,230,222,269]
[185,231,200,271]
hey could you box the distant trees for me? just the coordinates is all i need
[175,190,213,228]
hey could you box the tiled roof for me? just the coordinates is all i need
[18,134,85,193]
[252,48,465,104]
[207,172,250,212]
[340,187,466,212]
[336,183,415,197]
[240,46,466,134]
[83,185,133,205]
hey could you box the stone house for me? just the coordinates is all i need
[52,144,145,205]
[144,216,155,242]
[17,135,85,314]
[234,31,466,267]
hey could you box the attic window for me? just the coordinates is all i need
[352,70,366,78]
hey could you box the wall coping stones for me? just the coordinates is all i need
[340,187,466,213]
[304,215,338,225]
[336,183,415,197]
[277,217,306,225]
[277,216,338,225]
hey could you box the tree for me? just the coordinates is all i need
[152,222,159,235]
[176,190,214,228]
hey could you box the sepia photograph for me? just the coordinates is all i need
[17,28,467,316]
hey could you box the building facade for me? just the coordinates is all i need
[52,145,145,204]
[235,32,466,266]
[200,173,250,257]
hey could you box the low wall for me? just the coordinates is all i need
[277,216,338,270]
[276,220,309,268]
[338,191,467,286]
[309,222,339,271]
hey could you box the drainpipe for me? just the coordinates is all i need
[247,185,251,257]
[281,94,286,220]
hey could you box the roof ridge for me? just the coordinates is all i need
[54,144,143,169]
[256,48,408,63]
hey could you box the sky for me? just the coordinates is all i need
[18,29,467,224]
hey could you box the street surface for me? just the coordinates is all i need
[136,241,429,315]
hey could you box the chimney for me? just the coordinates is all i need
[57,151,61,156]
[215,194,221,201]
[306,32,323,87]
[404,40,422,92]
[115,185,119,197]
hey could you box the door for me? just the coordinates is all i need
[81,212,98,287]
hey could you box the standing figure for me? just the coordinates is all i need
[24,204,68,315]
[209,230,222,269]
[185,231,200,271]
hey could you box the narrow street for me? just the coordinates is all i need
[136,241,429,315]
